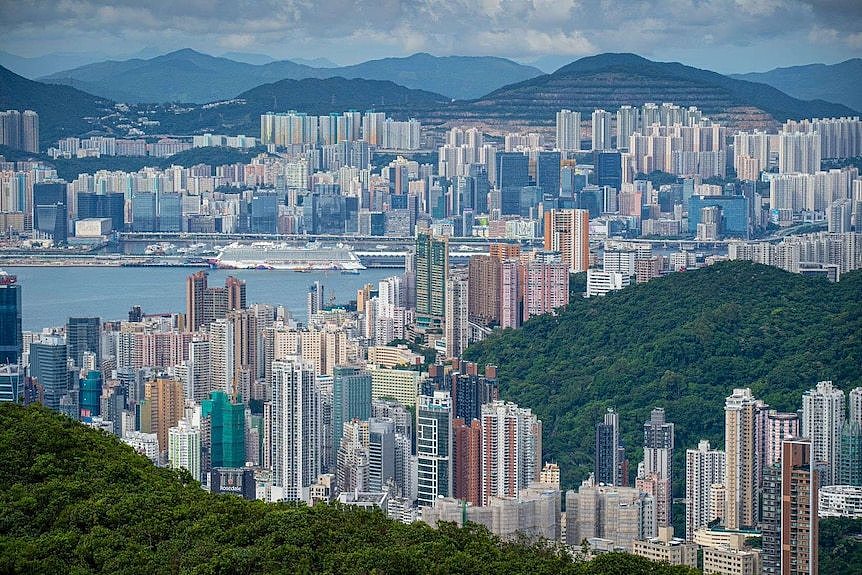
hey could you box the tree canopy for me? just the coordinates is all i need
[0,403,698,574]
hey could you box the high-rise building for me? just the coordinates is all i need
[544,208,590,273]
[332,366,371,458]
[724,388,759,530]
[367,417,396,492]
[186,272,245,332]
[643,407,674,527]
[536,151,561,197]
[0,274,21,364]
[780,439,819,575]
[144,378,185,454]
[0,364,22,403]
[591,109,613,151]
[850,387,862,424]
[451,362,498,424]
[33,181,68,243]
[498,259,521,330]
[307,281,325,320]
[0,110,38,152]
[453,417,482,506]
[29,337,74,410]
[496,152,529,215]
[778,131,821,174]
[596,408,626,486]
[78,370,102,417]
[523,256,569,321]
[201,390,245,470]
[168,418,201,481]
[802,380,845,485]
[480,400,541,505]
[685,440,726,540]
[838,420,862,486]
[761,410,800,469]
[271,357,321,501]
[468,255,501,327]
[416,391,452,507]
[66,317,100,369]
[444,272,469,359]
[415,232,448,329]
[565,476,656,549]
[616,106,639,147]
[556,109,581,151]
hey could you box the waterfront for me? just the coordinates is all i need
[6,266,401,331]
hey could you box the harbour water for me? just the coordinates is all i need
[6,266,402,331]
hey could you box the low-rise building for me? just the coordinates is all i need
[631,527,698,567]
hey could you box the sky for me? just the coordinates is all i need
[1,0,860,73]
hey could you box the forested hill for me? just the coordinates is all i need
[0,404,697,574]
[464,261,862,488]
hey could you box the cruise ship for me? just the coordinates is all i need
[212,242,365,271]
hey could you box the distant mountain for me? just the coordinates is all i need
[220,51,277,65]
[435,53,855,131]
[327,53,542,100]
[290,57,339,68]
[0,65,112,146]
[731,59,862,113]
[155,77,449,136]
[40,49,318,104]
[0,50,111,78]
[40,49,543,102]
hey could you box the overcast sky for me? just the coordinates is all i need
[1,0,859,73]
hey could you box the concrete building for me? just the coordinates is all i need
[595,408,626,487]
[422,483,560,542]
[642,407,674,527]
[271,357,321,502]
[368,366,421,407]
[802,380,846,485]
[565,475,656,549]
[544,209,590,273]
[416,391,452,507]
[586,269,630,297]
[445,272,469,358]
[631,527,697,568]
[480,400,542,505]
[168,418,201,481]
[724,388,759,530]
[819,485,862,518]
[143,378,185,454]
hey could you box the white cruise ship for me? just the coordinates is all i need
[213,242,364,271]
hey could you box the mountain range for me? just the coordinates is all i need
[3,52,858,148]
[435,53,855,130]
[731,58,862,114]
[38,49,543,102]
[0,65,112,145]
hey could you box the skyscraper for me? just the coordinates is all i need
[453,417,482,506]
[536,151,562,197]
[29,337,74,410]
[0,274,21,364]
[480,400,541,505]
[495,152,529,215]
[591,109,613,151]
[444,272,469,359]
[781,439,819,575]
[168,419,201,481]
[78,370,102,417]
[616,106,638,147]
[724,387,758,530]
[144,378,185,454]
[643,407,674,527]
[467,255,501,327]
[544,208,590,273]
[556,109,581,151]
[415,232,448,329]
[416,391,452,507]
[307,281,325,320]
[332,366,372,458]
[33,181,68,243]
[66,317,100,369]
[272,357,321,501]
[596,408,626,486]
[201,390,245,470]
[685,440,726,540]
[838,420,862,486]
[802,380,845,485]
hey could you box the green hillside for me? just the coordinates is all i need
[464,262,862,489]
[0,404,697,574]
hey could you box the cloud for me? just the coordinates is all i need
[0,0,858,69]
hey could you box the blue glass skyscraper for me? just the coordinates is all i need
[0,274,21,364]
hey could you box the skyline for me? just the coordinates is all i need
[0,0,860,74]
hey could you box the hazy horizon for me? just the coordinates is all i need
[1,0,860,75]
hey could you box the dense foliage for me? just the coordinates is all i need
[819,518,862,574]
[0,404,698,574]
[464,262,862,489]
